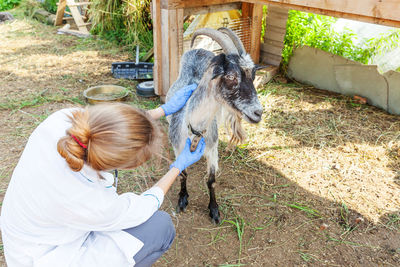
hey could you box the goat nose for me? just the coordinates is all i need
[254,109,263,117]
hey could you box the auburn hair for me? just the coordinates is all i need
[57,103,163,172]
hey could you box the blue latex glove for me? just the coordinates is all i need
[171,137,206,173]
[161,83,197,116]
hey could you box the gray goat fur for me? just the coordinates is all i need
[166,28,263,223]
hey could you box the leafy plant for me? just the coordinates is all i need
[282,11,360,71]
[42,0,58,14]
[0,0,21,11]
[282,10,400,72]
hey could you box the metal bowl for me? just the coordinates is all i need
[83,85,129,104]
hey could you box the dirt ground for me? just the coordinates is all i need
[1,17,400,267]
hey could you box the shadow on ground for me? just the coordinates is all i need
[115,139,400,266]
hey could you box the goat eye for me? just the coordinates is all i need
[226,74,235,81]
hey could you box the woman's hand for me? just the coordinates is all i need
[161,84,197,116]
[154,138,205,194]
[170,137,206,173]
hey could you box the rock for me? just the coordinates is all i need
[0,12,14,23]
[33,9,56,25]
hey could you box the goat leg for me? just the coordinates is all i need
[177,170,189,212]
[207,166,220,224]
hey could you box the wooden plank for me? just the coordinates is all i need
[153,0,163,96]
[66,0,89,34]
[57,24,90,37]
[264,5,288,45]
[242,3,263,63]
[260,51,282,66]
[254,64,279,88]
[241,2,252,55]
[177,8,184,59]
[266,1,400,28]
[168,9,182,95]
[161,9,170,97]
[142,47,154,62]
[162,0,258,10]
[264,28,286,42]
[69,6,89,34]
[261,42,284,56]
[183,2,241,16]
[250,3,263,63]
[67,1,90,6]
[264,39,284,49]
[54,0,67,26]
[265,17,287,29]
[267,0,400,22]
[64,15,87,20]
[266,8,289,20]
[76,22,92,26]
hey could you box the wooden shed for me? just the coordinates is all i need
[152,0,400,99]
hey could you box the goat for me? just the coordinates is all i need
[166,28,263,224]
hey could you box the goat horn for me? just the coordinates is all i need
[191,28,238,55]
[217,27,246,55]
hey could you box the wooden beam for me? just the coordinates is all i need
[261,5,289,66]
[57,24,90,38]
[267,0,400,22]
[161,9,170,97]
[153,0,163,96]
[168,8,184,95]
[260,51,282,66]
[267,1,400,28]
[54,0,67,26]
[162,0,259,10]
[242,3,263,63]
[183,2,241,16]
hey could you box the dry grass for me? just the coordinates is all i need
[242,82,400,223]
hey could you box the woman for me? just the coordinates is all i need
[0,84,204,267]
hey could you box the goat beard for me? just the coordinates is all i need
[224,111,246,150]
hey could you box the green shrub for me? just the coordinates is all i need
[282,11,361,70]
[42,0,58,14]
[282,10,400,71]
[0,0,21,11]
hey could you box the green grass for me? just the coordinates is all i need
[0,93,85,111]
[285,202,321,218]
[384,214,400,232]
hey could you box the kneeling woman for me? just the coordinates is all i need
[1,85,204,267]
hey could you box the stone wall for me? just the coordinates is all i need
[287,46,400,115]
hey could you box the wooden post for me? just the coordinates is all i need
[157,6,184,97]
[153,0,163,96]
[260,5,289,66]
[54,0,67,26]
[242,3,263,63]
[168,8,183,94]
[160,9,170,97]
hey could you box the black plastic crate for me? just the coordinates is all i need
[111,62,154,80]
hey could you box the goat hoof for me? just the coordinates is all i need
[177,194,189,213]
[209,206,220,225]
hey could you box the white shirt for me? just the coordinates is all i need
[0,108,164,267]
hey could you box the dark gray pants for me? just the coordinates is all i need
[123,211,175,267]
